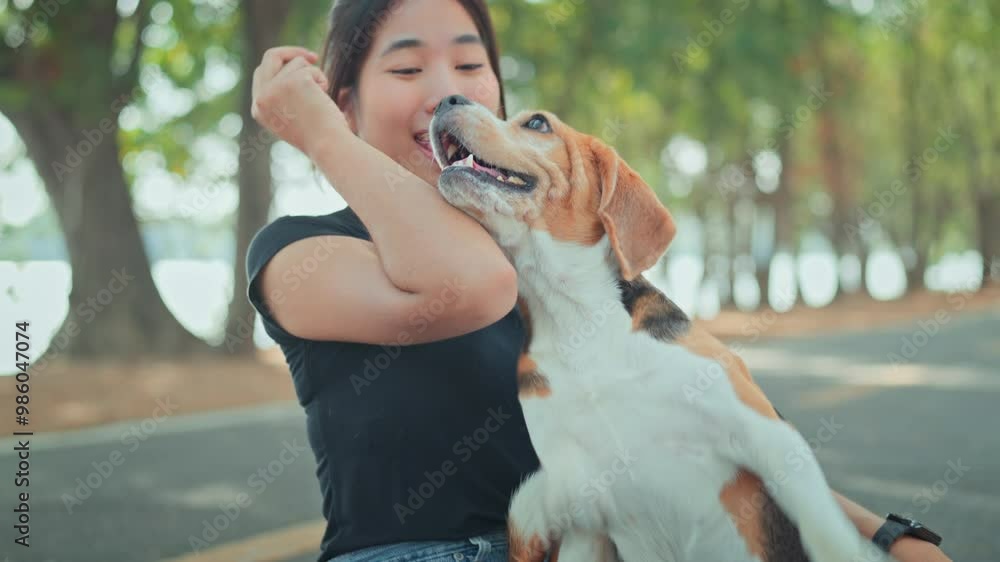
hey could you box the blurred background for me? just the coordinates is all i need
[0,0,997,358]
[0,1,997,561]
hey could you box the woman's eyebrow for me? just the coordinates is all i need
[378,34,483,58]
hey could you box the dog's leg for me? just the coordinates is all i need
[509,469,560,562]
[509,468,613,562]
[558,530,620,562]
[722,406,896,562]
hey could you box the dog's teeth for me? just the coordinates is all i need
[508,176,525,185]
[497,174,507,182]
[453,154,474,167]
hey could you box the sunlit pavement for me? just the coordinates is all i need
[0,309,996,562]
[749,308,1000,562]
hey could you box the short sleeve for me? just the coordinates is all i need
[245,211,367,344]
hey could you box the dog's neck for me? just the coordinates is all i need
[508,232,634,366]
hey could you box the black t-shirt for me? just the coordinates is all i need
[245,207,541,561]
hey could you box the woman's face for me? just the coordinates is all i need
[340,0,502,188]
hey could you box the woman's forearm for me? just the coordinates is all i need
[308,125,515,298]
[833,490,952,561]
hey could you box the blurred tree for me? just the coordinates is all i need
[224,0,294,355]
[226,0,329,353]
[899,18,930,291]
[813,8,865,299]
[955,3,1000,288]
[0,1,214,358]
[0,0,333,358]
[1,0,994,353]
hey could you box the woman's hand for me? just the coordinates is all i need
[250,46,349,155]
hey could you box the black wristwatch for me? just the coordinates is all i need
[872,513,943,553]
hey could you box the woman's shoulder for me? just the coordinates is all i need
[253,207,369,244]
[245,207,370,284]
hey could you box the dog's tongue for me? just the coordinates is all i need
[451,153,501,179]
[471,156,502,178]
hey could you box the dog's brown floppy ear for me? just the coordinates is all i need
[592,140,676,281]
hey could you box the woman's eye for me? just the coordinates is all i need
[523,114,551,133]
[390,68,421,75]
[457,63,484,71]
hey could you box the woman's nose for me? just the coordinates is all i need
[423,64,466,114]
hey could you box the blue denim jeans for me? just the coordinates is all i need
[330,528,552,562]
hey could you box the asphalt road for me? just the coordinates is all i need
[1,308,997,562]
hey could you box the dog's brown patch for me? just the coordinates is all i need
[517,296,534,351]
[537,135,605,246]
[517,355,552,399]
[508,524,549,562]
[549,541,561,562]
[515,297,551,399]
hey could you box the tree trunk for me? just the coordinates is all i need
[772,135,799,309]
[817,108,853,301]
[721,192,737,308]
[976,192,1000,287]
[811,32,857,301]
[224,0,295,354]
[9,110,211,359]
[901,26,928,293]
[858,242,869,295]
[980,82,1000,287]
[905,188,928,291]
[752,186,775,309]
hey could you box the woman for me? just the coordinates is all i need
[247,0,952,561]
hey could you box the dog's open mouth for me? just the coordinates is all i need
[434,131,536,190]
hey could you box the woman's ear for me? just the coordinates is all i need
[336,86,358,134]
[591,140,676,281]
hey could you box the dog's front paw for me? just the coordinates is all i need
[507,523,552,562]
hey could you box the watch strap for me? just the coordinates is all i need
[872,518,909,553]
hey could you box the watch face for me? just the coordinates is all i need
[888,513,942,545]
[887,513,912,525]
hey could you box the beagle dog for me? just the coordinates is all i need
[428,95,893,562]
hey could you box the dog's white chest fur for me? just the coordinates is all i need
[506,232,893,562]
[522,313,759,561]
[507,233,754,560]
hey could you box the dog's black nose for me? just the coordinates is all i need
[435,95,473,115]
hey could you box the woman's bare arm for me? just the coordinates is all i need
[251,47,517,344]
[832,490,952,562]
[307,127,516,300]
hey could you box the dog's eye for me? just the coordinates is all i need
[523,114,551,133]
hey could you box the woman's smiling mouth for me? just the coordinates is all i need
[414,131,434,162]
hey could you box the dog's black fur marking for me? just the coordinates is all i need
[762,494,811,562]
[616,275,691,341]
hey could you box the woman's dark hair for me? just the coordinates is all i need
[319,0,508,120]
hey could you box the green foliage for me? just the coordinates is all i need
[1,0,995,257]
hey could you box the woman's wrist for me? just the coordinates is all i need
[304,113,353,161]
[888,535,952,561]
[831,492,951,561]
